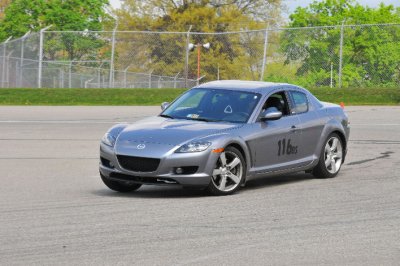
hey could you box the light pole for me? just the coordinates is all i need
[189,42,210,80]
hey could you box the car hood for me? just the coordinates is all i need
[117,116,242,146]
[114,117,243,157]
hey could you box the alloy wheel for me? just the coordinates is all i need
[212,150,243,192]
[324,136,343,174]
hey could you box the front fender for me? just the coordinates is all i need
[108,124,129,139]
[209,136,252,178]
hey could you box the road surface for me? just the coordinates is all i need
[0,106,399,265]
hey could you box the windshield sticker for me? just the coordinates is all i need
[187,114,200,119]
[224,105,233,114]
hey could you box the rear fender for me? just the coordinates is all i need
[315,118,347,162]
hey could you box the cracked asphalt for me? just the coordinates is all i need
[0,106,399,265]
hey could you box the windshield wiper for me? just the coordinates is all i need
[186,117,221,122]
[159,114,174,119]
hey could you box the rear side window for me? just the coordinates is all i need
[289,91,308,114]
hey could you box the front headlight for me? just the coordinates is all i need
[175,141,211,153]
[102,133,116,147]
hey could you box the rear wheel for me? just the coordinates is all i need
[207,146,246,196]
[100,174,142,192]
[313,133,343,179]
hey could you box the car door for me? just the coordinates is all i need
[246,90,303,174]
[287,90,324,165]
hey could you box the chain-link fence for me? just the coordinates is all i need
[265,23,400,88]
[0,32,40,88]
[0,23,399,89]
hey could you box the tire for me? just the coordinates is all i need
[207,146,246,196]
[312,133,344,179]
[100,174,142,192]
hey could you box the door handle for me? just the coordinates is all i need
[290,125,298,132]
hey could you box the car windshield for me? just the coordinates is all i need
[161,88,261,123]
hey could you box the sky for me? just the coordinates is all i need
[109,0,400,14]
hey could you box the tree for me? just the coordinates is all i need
[0,0,113,67]
[0,0,111,40]
[114,0,283,81]
[0,0,12,20]
[279,0,400,87]
[116,0,283,30]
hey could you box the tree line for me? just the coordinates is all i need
[0,0,399,87]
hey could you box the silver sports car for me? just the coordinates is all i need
[99,80,350,195]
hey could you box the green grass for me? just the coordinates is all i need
[308,87,400,105]
[0,88,187,106]
[0,87,398,106]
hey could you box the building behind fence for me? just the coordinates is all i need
[0,23,399,89]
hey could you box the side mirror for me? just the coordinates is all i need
[261,107,282,121]
[161,102,170,110]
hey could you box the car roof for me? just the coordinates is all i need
[195,80,300,94]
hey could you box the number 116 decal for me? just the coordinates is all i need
[278,138,298,156]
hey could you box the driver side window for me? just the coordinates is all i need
[261,91,290,116]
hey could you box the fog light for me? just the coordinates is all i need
[174,166,198,175]
[101,157,115,169]
[175,167,183,174]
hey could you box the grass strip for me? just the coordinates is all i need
[0,88,187,106]
[0,87,398,106]
[308,87,400,105]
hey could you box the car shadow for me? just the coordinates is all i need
[92,185,207,199]
[92,172,315,198]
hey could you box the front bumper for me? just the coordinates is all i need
[99,142,218,187]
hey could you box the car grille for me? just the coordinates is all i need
[117,155,160,172]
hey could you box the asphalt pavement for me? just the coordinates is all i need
[0,106,399,265]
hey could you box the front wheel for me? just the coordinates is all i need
[100,174,142,192]
[313,133,344,179]
[207,146,246,196]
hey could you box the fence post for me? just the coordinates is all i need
[15,61,19,88]
[196,75,206,86]
[97,61,104,88]
[6,51,13,87]
[338,21,345,88]
[123,70,127,88]
[148,70,153,88]
[174,72,180,88]
[158,76,162,88]
[38,26,52,88]
[123,64,131,88]
[85,78,94,88]
[60,68,64,88]
[184,25,192,88]
[330,62,333,88]
[69,61,73,88]
[1,37,12,88]
[109,26,117,88]
[19,31,31,87]
[98,67,101,88]
[260,27,269,81]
